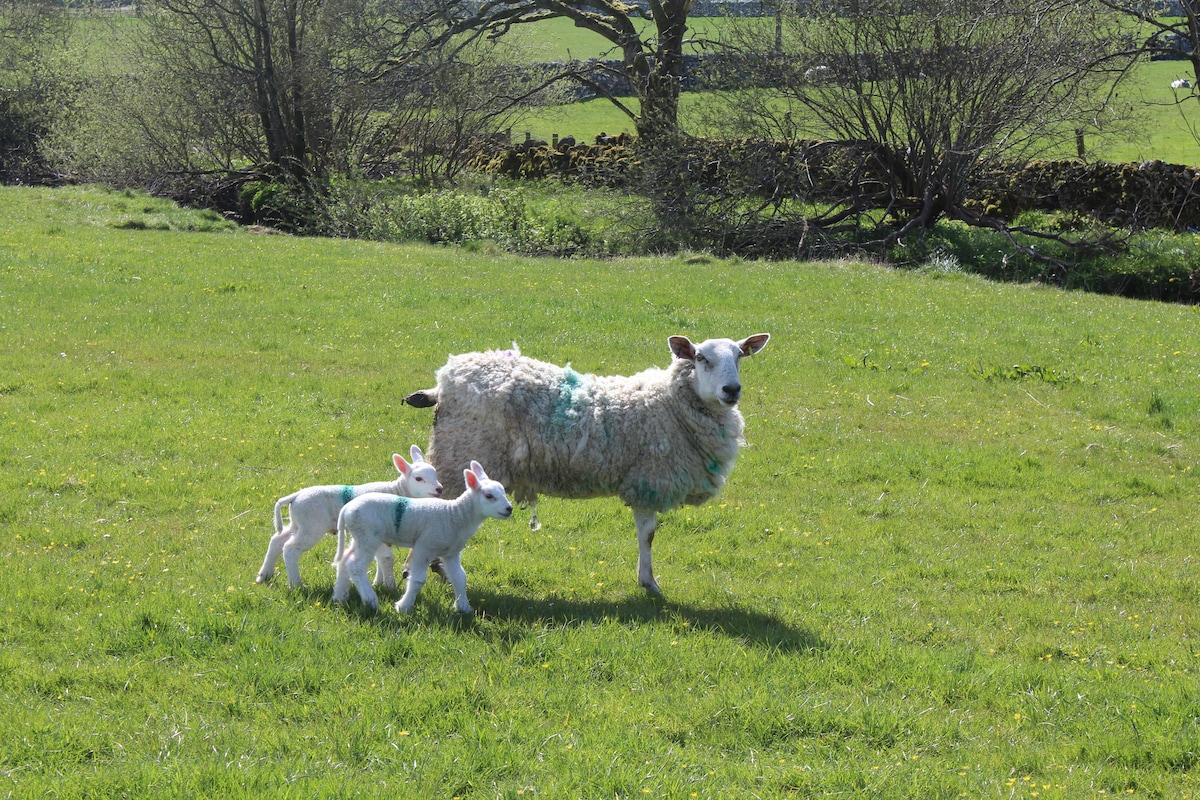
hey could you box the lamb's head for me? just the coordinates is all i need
[465,461,514,520]
[669,334,771,408]
[394,444,443,498]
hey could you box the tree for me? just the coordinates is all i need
[1096,0,1200,149]
[434,0,699,141]
[704,0,1135,255]
[1100,0,1199,93]
[0,0,73,182]
[61,0,525,223]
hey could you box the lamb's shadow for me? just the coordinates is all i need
[461,588,826,655]
[289,579,824,655]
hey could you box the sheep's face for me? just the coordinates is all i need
[407,462,443,498]
[466,461,514,520]
[394,448,444,498]
[670,334,770,408]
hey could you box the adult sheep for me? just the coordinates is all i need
[403,333,770,594]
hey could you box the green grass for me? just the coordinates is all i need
[4,184,1200,797]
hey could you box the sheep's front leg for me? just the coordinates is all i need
[373,544,397,589]
[440,552,472,615]
[395,555,430,614]
[633,508,661,595]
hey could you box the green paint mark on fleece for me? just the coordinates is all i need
[393,496,410,531]
[552,367,587,430]
[340,486,355,504]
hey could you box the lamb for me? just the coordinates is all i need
[256,445,442,589]
[331,461,513,614]
[402,333,770,595]
[1171,78,1193,89]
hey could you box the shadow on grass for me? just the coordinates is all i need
[472,588,826,655]
[310,581,825,656]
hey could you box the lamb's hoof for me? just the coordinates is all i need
[394,601,415,614]
[641,579,662,596]
[255,573,270,584]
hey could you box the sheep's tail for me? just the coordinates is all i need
[403,388,438,408]
[274,492,300,535]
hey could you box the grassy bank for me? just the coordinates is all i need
[2,186,1199,797]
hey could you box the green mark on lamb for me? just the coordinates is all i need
[393,496,410,530]
[340,485,355,504]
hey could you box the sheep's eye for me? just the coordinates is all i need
[695,354,707,366]
[484,492,495,500]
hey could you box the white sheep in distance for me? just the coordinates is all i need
[256,445,442,588]
[402,333,771,595]
[1171,78,1193,89]
[331,461,513,614]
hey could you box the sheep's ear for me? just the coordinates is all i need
[393,453,412,475]
[465,467,481,491]
[410,444,426,463]
[668,335,695,361]
[739,333,770,357]
[470,460,486,479]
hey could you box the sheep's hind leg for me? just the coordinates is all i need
[342,545,380,610]
[633,508,661,595]
[256,527,292,584]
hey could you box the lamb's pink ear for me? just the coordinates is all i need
[393,453,411,475]
[410,444,426,463]
[470,460,486,479]
[465,467,480,491]
[668,335,695,361]
[739,333,770,357]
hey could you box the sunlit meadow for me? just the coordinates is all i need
[1,186,1199,798]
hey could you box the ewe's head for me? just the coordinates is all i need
[394,444,443,498]
[466,461,514,520]
[669,334,770,408]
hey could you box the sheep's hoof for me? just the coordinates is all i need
[641,579,662,596]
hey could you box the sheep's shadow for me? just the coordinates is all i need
[288,578,823,655]
[455,588,824,655]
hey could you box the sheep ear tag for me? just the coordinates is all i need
[394,453,412,475]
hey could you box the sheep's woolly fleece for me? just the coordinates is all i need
[426,347,744,513]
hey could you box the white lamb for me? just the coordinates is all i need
[1171,78,1192,89]
[256,445,442,589]
[331,461,513,614]
[402,333,770,595]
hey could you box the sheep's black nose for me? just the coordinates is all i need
[722,383,742,402]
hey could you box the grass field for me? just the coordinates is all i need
[3,184,1200,797]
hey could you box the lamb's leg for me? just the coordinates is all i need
[373,544,397,589]
[440,552,472,615]
[280,524,327,589]
[403,550,449,583]
[633,508,661,595]
[396,556,430,614]
[256,526,292,584]
[331,548,352,604]
[344,544,380,610]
